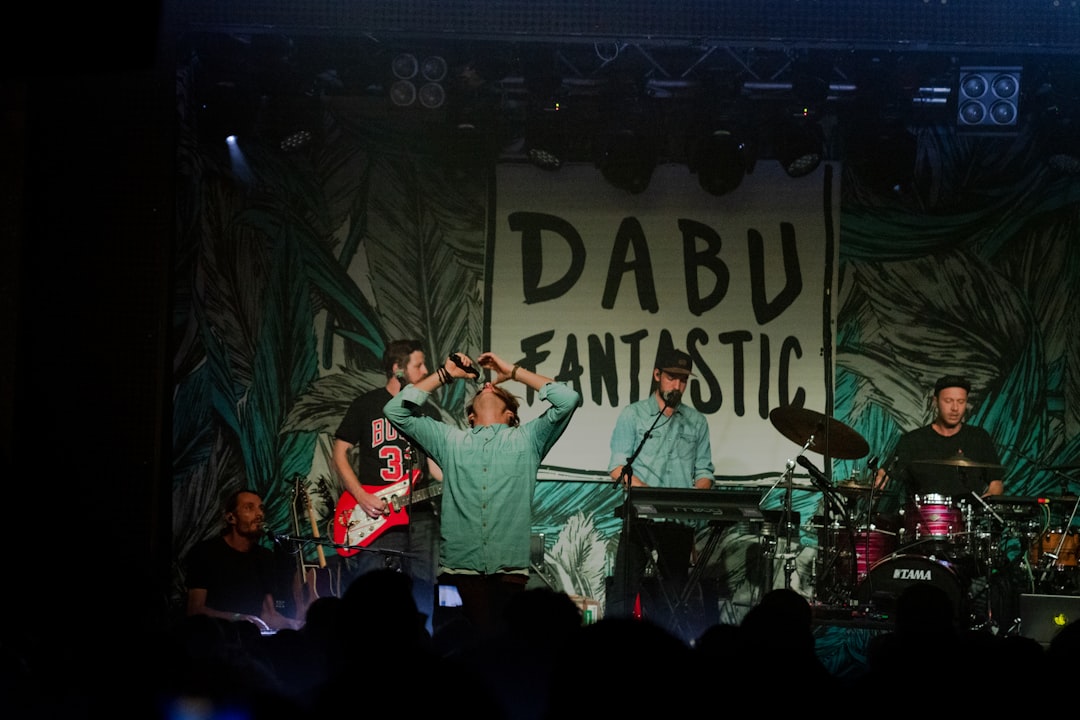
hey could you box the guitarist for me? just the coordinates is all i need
[331,339,443,634]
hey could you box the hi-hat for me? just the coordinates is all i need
[913,457,1004,472]
[834,480,874,495]
[768,406,869,460]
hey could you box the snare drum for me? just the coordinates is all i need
[1029,528,1080,568]
[902,494,967,542]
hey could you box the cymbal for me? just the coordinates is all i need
[834,480,874,495]
[768,406,869,460]
[913,457,1004,472]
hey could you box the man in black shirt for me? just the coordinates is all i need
[185,488,303,632]
[331,339,443,634]
[875,374,1004,504]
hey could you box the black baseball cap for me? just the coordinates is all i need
[934,375,971,395]
[655,348,693,377]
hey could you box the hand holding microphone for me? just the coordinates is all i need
[449,353,480,378]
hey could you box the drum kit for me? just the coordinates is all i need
[768,406,1080,629]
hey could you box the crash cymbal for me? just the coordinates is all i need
[768,406,869,460]
[913,457,1005,472]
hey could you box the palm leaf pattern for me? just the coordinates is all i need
[174,42,1080,659]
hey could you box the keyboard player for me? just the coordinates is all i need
[606,348,715,641]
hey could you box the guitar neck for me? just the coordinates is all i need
[304,488,328,568]
[384,480,443,513]
[403,482,442,507]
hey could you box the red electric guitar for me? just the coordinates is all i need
[331,474,443,557]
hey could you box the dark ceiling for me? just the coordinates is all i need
[167,2,1080,167]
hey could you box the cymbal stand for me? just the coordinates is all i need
[772,438,827,592]
[967,491,1008,630]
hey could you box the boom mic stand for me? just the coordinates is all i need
[268,530,415,559]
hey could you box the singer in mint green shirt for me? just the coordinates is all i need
[383,358,580,575]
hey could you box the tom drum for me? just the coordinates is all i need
[1029,528,1080,569]
[902,494,968,549]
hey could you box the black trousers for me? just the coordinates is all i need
[607,519,704,639]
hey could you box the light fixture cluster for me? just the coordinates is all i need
[390,52,449,109]
[957,66,1023,132]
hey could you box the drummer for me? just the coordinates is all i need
[874,374,1005,509]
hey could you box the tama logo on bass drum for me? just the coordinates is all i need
[891,566,935,580]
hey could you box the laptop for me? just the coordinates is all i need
[1019,593,1080,647]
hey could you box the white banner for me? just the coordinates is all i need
[490,161,839,478]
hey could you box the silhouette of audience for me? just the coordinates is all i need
[5,566,1073,718]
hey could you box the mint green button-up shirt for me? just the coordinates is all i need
[384,381,581,573]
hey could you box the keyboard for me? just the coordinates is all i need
[628,487,768,522]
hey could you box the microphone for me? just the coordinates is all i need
[796,455,831,492]
[866,455,880,472]
[449,353,480,378]
[661,389,682,409]
[265,527,283,544]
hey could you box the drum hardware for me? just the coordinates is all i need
[768,406,869,596]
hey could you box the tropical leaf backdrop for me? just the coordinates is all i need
[172,43,1080,661]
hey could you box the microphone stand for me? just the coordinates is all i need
[271,532,415,559]
[616,395,671,621]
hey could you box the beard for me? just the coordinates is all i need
[661,389,682,408]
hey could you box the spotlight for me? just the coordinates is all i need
[598,129,656,194]
[690,129,749,196]
[391,53,419,80]
[390,79,417,107]
[420,55,448,82]
[418,82,446,109]
[774,119,824,178]
[279,129,312,152]
[957,66,1022,131]
[524,100,566,171]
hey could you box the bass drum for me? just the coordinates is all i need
[855,554,967,620]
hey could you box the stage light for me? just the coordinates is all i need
[391,53,419,80]
[279,129,312,152]
[774,118,824,178]
[957,66,1022,131]
[420,55,448,82]
[598,129,656,194]
[390,79,417,107]
[524,99,566,171]
[418,82,446,109]
[690,129,750,196]
[389,53,447,110]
